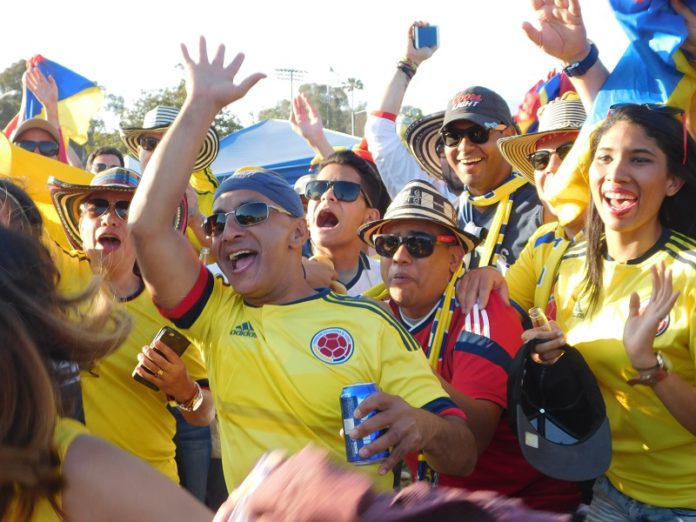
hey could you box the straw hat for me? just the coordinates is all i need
[48,167,187,250]
[119,105,219,171]
[498,93,586,183]
[404,111,446,180]
[358,179,479,254]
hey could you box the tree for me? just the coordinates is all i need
[342,78,364,135]
[0,60,25,129]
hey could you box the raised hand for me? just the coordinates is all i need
[672,0,696,57]
[522,0,589,64]
[405,21,439,66]
[24,65,58,109]
[180,36,266,113]
[289,93,324,141]
[623,263,679,370]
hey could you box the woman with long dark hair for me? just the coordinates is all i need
[527,103,696,520]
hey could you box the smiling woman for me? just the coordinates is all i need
[523,103,696,519]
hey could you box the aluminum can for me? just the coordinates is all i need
[340,383,389,465]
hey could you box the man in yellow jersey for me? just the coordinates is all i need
[129,38,478,491]
[48,167,215,482]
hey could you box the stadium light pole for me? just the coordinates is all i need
[275,68,306,104]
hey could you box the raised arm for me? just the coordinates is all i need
[128,37,265,309]
[289,93,334,159]
[522,0,608,111]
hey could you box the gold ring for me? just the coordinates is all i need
[157,368,164,377]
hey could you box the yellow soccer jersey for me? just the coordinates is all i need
[163,266,464,490]
[55,250,208,483]
[507,221,578,317]
[552,229,696,508]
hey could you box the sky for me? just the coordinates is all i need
[0,0,629,133]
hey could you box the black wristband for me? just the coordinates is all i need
[564,42,599,77]
[397,60,417,80]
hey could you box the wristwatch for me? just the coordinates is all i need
[563,42,599,77]
[627,351,671,387]
[177,382,204,412]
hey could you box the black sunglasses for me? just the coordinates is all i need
[81,198,131,221]
[440,125,498,147]
[15,140,59,157]
[92,162,122,173]
[138,136,161,152]
[374,232,457,259]
[203,201,293,237]
[305,180,372,207]
[527,142,575,171]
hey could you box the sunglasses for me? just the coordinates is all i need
[92,162,122,174]
[81,198,131,221]
[608,103,687,165]
[527,142,575,171]
[440,125,501,147]
[138,136,161,152]
[305,180,372,207]
[15,140,59,157]
[374,232,457,259]
[203,201,293,237]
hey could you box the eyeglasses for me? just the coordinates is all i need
[440,125,502,147]
[527,142,575,171]
[138,136,161,152]
[305,180,372,207]
[92,162,122,173]
[608,103,687,165]
[15,140,59,157]
[374,232,457,259]
[81,198,131,221]
[203,201,293,237]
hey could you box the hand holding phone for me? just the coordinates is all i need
[132,326,191,391]
[413,25,439,49]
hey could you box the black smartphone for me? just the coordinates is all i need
[414,25,439,49]
[132,326,191,391]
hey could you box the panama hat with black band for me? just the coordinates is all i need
[497,93,587,184]
[404,111,446,180]
[358,179,479,255]
[119,105,219,172]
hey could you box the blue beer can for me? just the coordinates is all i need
[340,383,389,465]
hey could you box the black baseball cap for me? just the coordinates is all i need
[507,341,612,482]
[441,86,515,130]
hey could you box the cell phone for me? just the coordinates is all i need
[132,326,191,391]
[414,25,439,49]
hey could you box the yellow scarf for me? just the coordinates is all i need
[463,174,527,268]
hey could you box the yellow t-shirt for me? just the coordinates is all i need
[6,418,89,522]
[54,249,208,483]
[164,268,462,490]
[553,230,696,508]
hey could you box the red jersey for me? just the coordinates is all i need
[390,293,580,512]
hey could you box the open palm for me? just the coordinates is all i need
[522,0,588,63]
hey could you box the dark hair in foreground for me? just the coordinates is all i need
[318,150,391,216]
[581,104,696,312]
[0,227,131,520]
[0,178,43,238]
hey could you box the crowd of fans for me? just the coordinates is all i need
[2,1,696,521]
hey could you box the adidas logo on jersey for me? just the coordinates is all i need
[230,322,257,338]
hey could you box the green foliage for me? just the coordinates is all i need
[0,60,25,129]
[398,105,426,140]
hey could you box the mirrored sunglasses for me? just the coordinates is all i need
[440,125,493,147]
[527,142,575,171]
[92,162,122,174]
[15,140,59,157]
[374,232,457,259]
[138,136,161,152]
[304,179,371,206]
[81,198,131,221]
[203,201,292,237]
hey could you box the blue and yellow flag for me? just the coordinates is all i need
[548,0,696,226]
[11,55,104,147]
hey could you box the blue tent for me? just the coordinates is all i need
[211,119,361,183]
